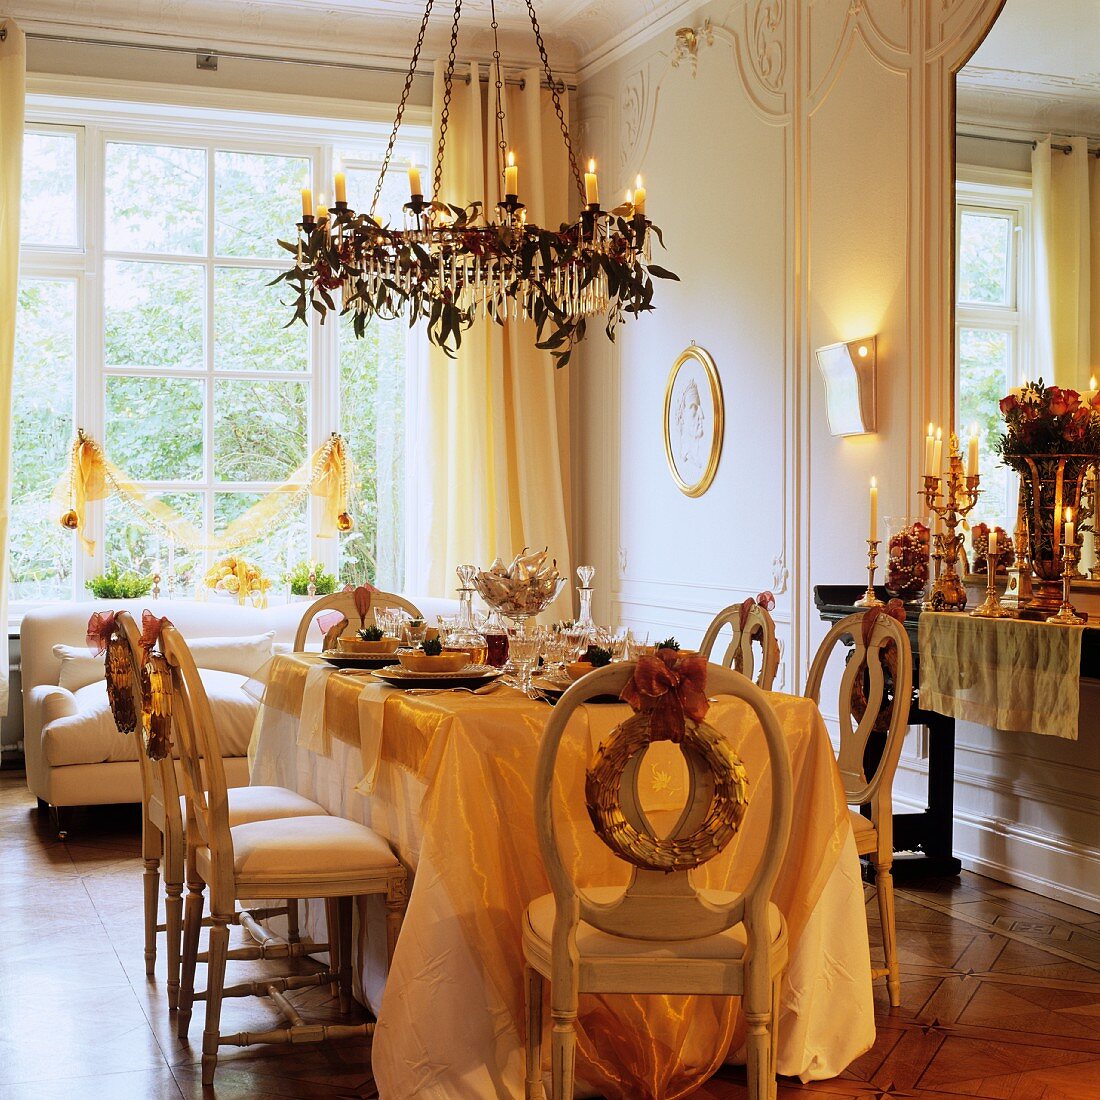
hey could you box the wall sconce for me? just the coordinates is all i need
[815,336,877,436]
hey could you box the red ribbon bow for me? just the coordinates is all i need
[861,598,906,647]
[739,590,776,631]
[619,650,710,743]
[140,609,169,657]
[353,584,377,629]
[86,611,117,655]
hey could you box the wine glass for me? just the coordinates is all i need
[509,635,540,696]
[405,617,427,648]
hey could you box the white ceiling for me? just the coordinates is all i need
[9,0,696,77]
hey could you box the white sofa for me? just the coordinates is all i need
[22,595,458,819]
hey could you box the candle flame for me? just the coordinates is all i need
[1092,374,1097,390]
[927,421,934,436]
[1066,506,1073,523]
[970,422,978,437]
[625,189,634,205]
[635,173,643,189]
[871,476,877,489]
[588,158,596,173]
[507,150,515,167]
[935,427,942,441]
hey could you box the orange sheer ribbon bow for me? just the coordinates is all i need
[353,584,378,629]
[739,590,775,630]
[619,650,710,743]
[86,611,118,655]
[861,598,906,647]
[140,609,169,657]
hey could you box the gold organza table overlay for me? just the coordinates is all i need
[249,654,872,1099]
[919,612,1093,740]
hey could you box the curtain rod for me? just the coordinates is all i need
[957,130,1100,158]
[12,29,576,90]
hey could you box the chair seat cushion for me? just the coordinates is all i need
[849,809,877,854]
[220,815,400,884]
[43,669,257,767]
[184,786,327,827]
[525,887,783,961]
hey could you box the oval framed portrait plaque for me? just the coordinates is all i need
[663,344,723,497]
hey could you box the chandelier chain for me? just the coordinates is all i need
[489,0,508,181]
[371,0,435,217]
[432,0,463,199]
[524,0,585,203]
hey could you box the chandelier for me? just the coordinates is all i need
[275,0,676,368]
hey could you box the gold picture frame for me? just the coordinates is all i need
[663,343,724,497]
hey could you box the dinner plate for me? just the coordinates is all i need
[372,665,503,690]
[320,651,403,670]
[531,675,622,704]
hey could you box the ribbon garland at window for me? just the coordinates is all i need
[56,429,353,555]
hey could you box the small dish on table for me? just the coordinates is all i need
[373,664,503,691]
[320,650,403,670]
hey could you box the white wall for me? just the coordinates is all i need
[575,0,1100,913]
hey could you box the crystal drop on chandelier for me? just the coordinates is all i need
[274,0,677,367]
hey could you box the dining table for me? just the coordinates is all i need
[246,653,875,1100]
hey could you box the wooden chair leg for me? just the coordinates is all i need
[384,878,407,967]
[285,898,300,945]
[769,976,782,1100]
[337,896,353,1016]
[549,1009,576,1100]
[524,966,546,1100]
[324,898,340,997]
[875,860,902,1007]
[164,880,183,1011]
[201,916,230,1086]
[744,1009,772,1100]
[142,857,160,978]
[177,882,205,1035]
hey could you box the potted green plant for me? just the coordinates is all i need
[85,563,154,599]
[285,560,337,597]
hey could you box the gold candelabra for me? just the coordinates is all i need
[922,433,980,611]
[854,539,884,608]
[1047,542,1088,625]
[970,546,1014,619]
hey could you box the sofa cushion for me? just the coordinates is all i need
[43,668,257,767]
[51,632,275,694]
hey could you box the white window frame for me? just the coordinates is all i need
[954,165,1033,528]
[15,92,429,613]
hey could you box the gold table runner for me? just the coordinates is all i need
[919,612,1089,739]
[254,653,851,1098]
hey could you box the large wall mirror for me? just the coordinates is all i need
[954,0,1100,534]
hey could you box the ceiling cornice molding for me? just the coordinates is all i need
[574,0,702,82]
[957,66,1100,141]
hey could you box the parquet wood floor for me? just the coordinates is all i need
[2,770,1097,1099]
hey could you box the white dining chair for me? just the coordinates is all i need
[699,600,780,688]
[522,661,793,1100]
[292,588,424,651]
[803,609,912,1007]
[109,611,329,1011]
[158,620,407,1084]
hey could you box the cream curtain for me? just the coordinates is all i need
[420,61,574,617]
[1031,136,1100,390]
[0,19,26,717]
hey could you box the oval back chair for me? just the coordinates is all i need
[699,601,780,689]
[159,621,407,1084]
[292,589,424,651]
[521,661,793,1100]
[803,610,912,1007]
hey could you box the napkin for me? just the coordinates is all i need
[298,663,335,755]
[354,682,389,795]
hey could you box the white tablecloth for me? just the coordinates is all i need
[250,697,875,1099]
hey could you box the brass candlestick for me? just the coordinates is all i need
[151,572,161,601]
[854,539,884,607]
[970,547,1014,618]
[1047,542,1087,625]
[922,433,981,611]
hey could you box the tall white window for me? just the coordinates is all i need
[12,100,427,608]
[955,169,1032,531]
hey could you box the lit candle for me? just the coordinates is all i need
[924,422,935,477]
[504,150,518,197]
[989,529,999,561]
[1089,374,1098,404]
[408,161,423,198]
[932,427,943,476]
[1065,507,1075,546]
[316,194,328,223]
[301,188,313,217]
[633,174,646,216]
[869,476,879,541]
[334,171,347,204]
[584,158,599,206]
[625,189,634,207]
[967,423,979,478]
